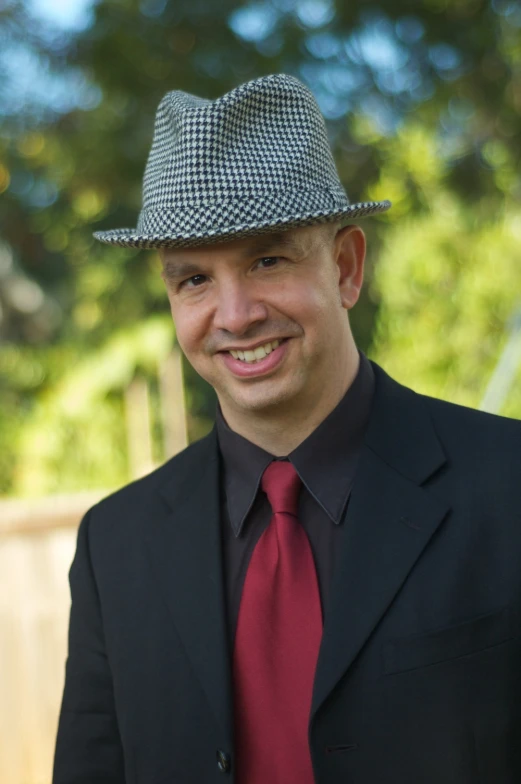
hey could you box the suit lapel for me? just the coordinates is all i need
[311,363,451,720]
[143,429,233,743]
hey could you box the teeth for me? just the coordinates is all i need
[229,339,281,363]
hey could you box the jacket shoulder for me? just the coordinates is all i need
[370,359,521,459]
[417,392,521,470]
[420,392,521,439]
[86,428,217,523]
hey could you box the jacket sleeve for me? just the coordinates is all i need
[52,508,125,784]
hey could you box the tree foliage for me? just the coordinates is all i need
[1,0,520,496]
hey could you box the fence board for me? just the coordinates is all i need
[0,521,79,783]
[0,491,107,536]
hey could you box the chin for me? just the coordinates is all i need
[232,385,301,415]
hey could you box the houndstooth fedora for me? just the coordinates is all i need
[94,74,391,249]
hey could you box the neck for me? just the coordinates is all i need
[219,345,360,455]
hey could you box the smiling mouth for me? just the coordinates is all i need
[226,339,285,364]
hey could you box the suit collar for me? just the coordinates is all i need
[364,360,447,485]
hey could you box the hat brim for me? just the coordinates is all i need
[93,201,391,249]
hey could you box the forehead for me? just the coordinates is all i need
[159,224,328,271]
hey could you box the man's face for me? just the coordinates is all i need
[160,223,364,422]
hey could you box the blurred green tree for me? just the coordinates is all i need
[1,0,520,496]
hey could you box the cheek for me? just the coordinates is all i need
[170,304,205,357]
[292,280,339,322]
[275,276,329,315]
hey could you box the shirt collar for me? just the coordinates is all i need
[216,351,375,536]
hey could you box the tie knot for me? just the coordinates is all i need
[261,460,301,516]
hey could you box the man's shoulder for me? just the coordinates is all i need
[372,360,521,455]
[86,428,217,525]
[415,389,521,466]
[419,390,521,438]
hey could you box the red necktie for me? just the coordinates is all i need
[232,460,323,783]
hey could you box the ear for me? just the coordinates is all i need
[334,225,366,310]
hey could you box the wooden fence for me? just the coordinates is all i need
[0,497,98,784]
[0,351,188,784]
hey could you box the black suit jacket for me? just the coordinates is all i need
[53,361,521,784]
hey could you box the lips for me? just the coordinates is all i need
[228,339,282,364]
[220,338,289,378]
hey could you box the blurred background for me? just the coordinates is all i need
[1,0,521,781]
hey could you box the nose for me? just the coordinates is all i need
[213,279,268,335]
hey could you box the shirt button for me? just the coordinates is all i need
[216,749,231,773]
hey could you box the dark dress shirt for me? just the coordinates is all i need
[216,350,375,647]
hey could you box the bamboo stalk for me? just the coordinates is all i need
[159,347,188,459]
[124,376,155,478]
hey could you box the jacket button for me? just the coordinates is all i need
[216,749,231,773]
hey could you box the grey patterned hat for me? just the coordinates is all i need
[94,74,391,249]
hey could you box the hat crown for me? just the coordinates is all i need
[94,73,391,248]
[140,74,344,218]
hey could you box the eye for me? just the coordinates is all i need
[256,256,280,269]
[180,274,207,289]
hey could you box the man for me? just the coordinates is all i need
[53,74,521,784]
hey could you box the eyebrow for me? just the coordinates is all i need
[161,232,305,281]
[161,260,204,281]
